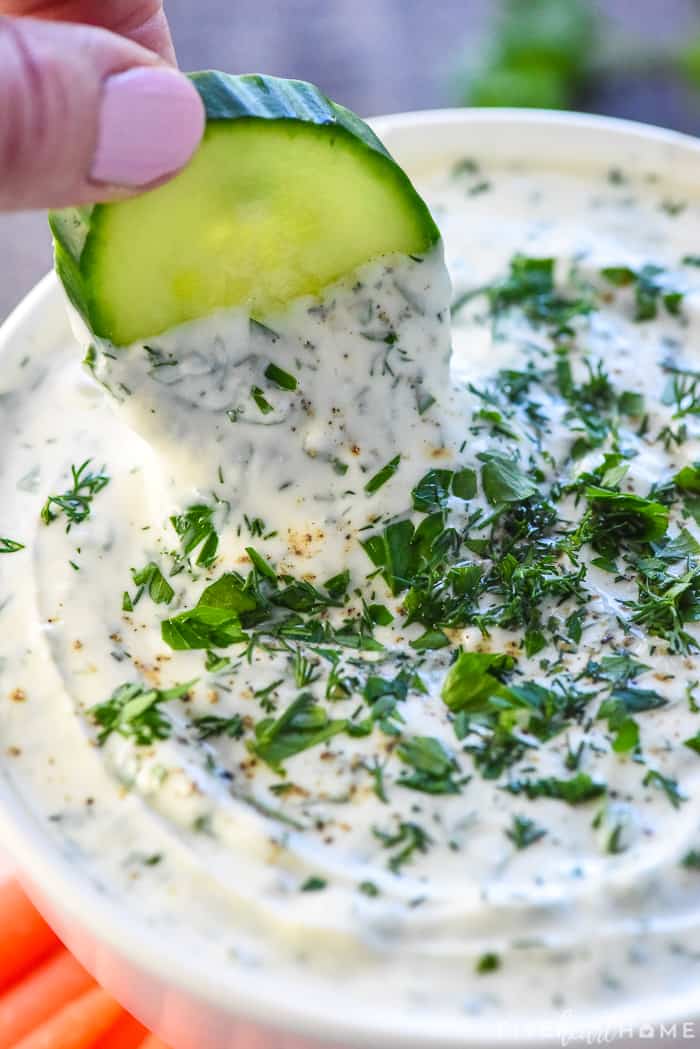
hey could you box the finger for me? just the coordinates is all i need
[0,16,204,210]
[0,1,175,62]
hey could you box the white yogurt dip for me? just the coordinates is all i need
[2,153,700,1032]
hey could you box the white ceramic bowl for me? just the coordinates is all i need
[2,108,700,1049]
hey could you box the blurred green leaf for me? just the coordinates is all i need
[468,66,570,109]
[495,0,598,71]
[677,36,700,89]
[457,0,600,110]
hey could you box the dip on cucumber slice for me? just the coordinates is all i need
[49,72,441,347]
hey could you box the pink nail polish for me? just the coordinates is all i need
[92,67,205,188]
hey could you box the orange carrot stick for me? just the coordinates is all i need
[11,986,123,1049]
[0,949,94,1049]
[0,882,60,992]
[138,1037,171,1049]
[91,1013,149,1049]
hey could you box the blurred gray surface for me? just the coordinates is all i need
[3,0,700,322]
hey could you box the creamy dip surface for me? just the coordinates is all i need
[4,153,700,1035]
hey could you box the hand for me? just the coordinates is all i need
[0,2,205,210]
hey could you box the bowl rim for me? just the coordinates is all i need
[3,106,700,1049]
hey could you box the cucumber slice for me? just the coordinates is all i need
[50,72,440,346]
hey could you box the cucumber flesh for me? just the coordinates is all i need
[50,73,440,346]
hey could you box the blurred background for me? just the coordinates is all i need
[4,0,700,321]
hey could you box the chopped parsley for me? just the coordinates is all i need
[362,519,422,596]
[675,462,700,495]
[629,564,700,654]
[597,685,666,754]
[583,486,669,552]
[161,573,253,650]
[441,651,514,712]
[170,504,219,569]
[584,653,650,685]
[248,692,347,774]
[77,241,700,877]
[411,467,476,512]
[486,255,593,334]
[479,452,538,505]
[411,469,453,512]
[601,264,684,321]
[130,561,174,605]
[90,679,195,746]
[324,569,351,599]
[396,735,465,794]
[447,663,594,781]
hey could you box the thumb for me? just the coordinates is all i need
[0,16,205,211]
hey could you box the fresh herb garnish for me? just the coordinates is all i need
[505,773,606,805]
[362,519,420,596]
[300,876,327,892]
[662,372,700,419]
[629,565,700,654]
[685,732,700,756]
[643,769,687,808]
[251,385,273,414]
[264,362,298,391]
[363,671,412,735]
[0,538,24,553]
[396,735,465,794]
[162,573,254,650]
[131,561,174,605]
[40,460,109,530]
[441,651,514,712]
[479,451,538,505]
[373,821,432,873]
[411,469,453,513]
[486,255,592,333]
[205,650,232,673]
[675,462,700,494]
[597,687,665,754]
[583,486,669,554]
[248,692,347,774]
[476,952,501,974]
[506,814,547,849]
[170,504,219,568]
[365,455,401,495]
[601,264,684,322]
[453,674,592,780]
[90,679,195,745]
[682,850,700,870]
[410,467,477,512]
[191,713,245,741]
[584,653,650,685]
[410,628,449,651]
